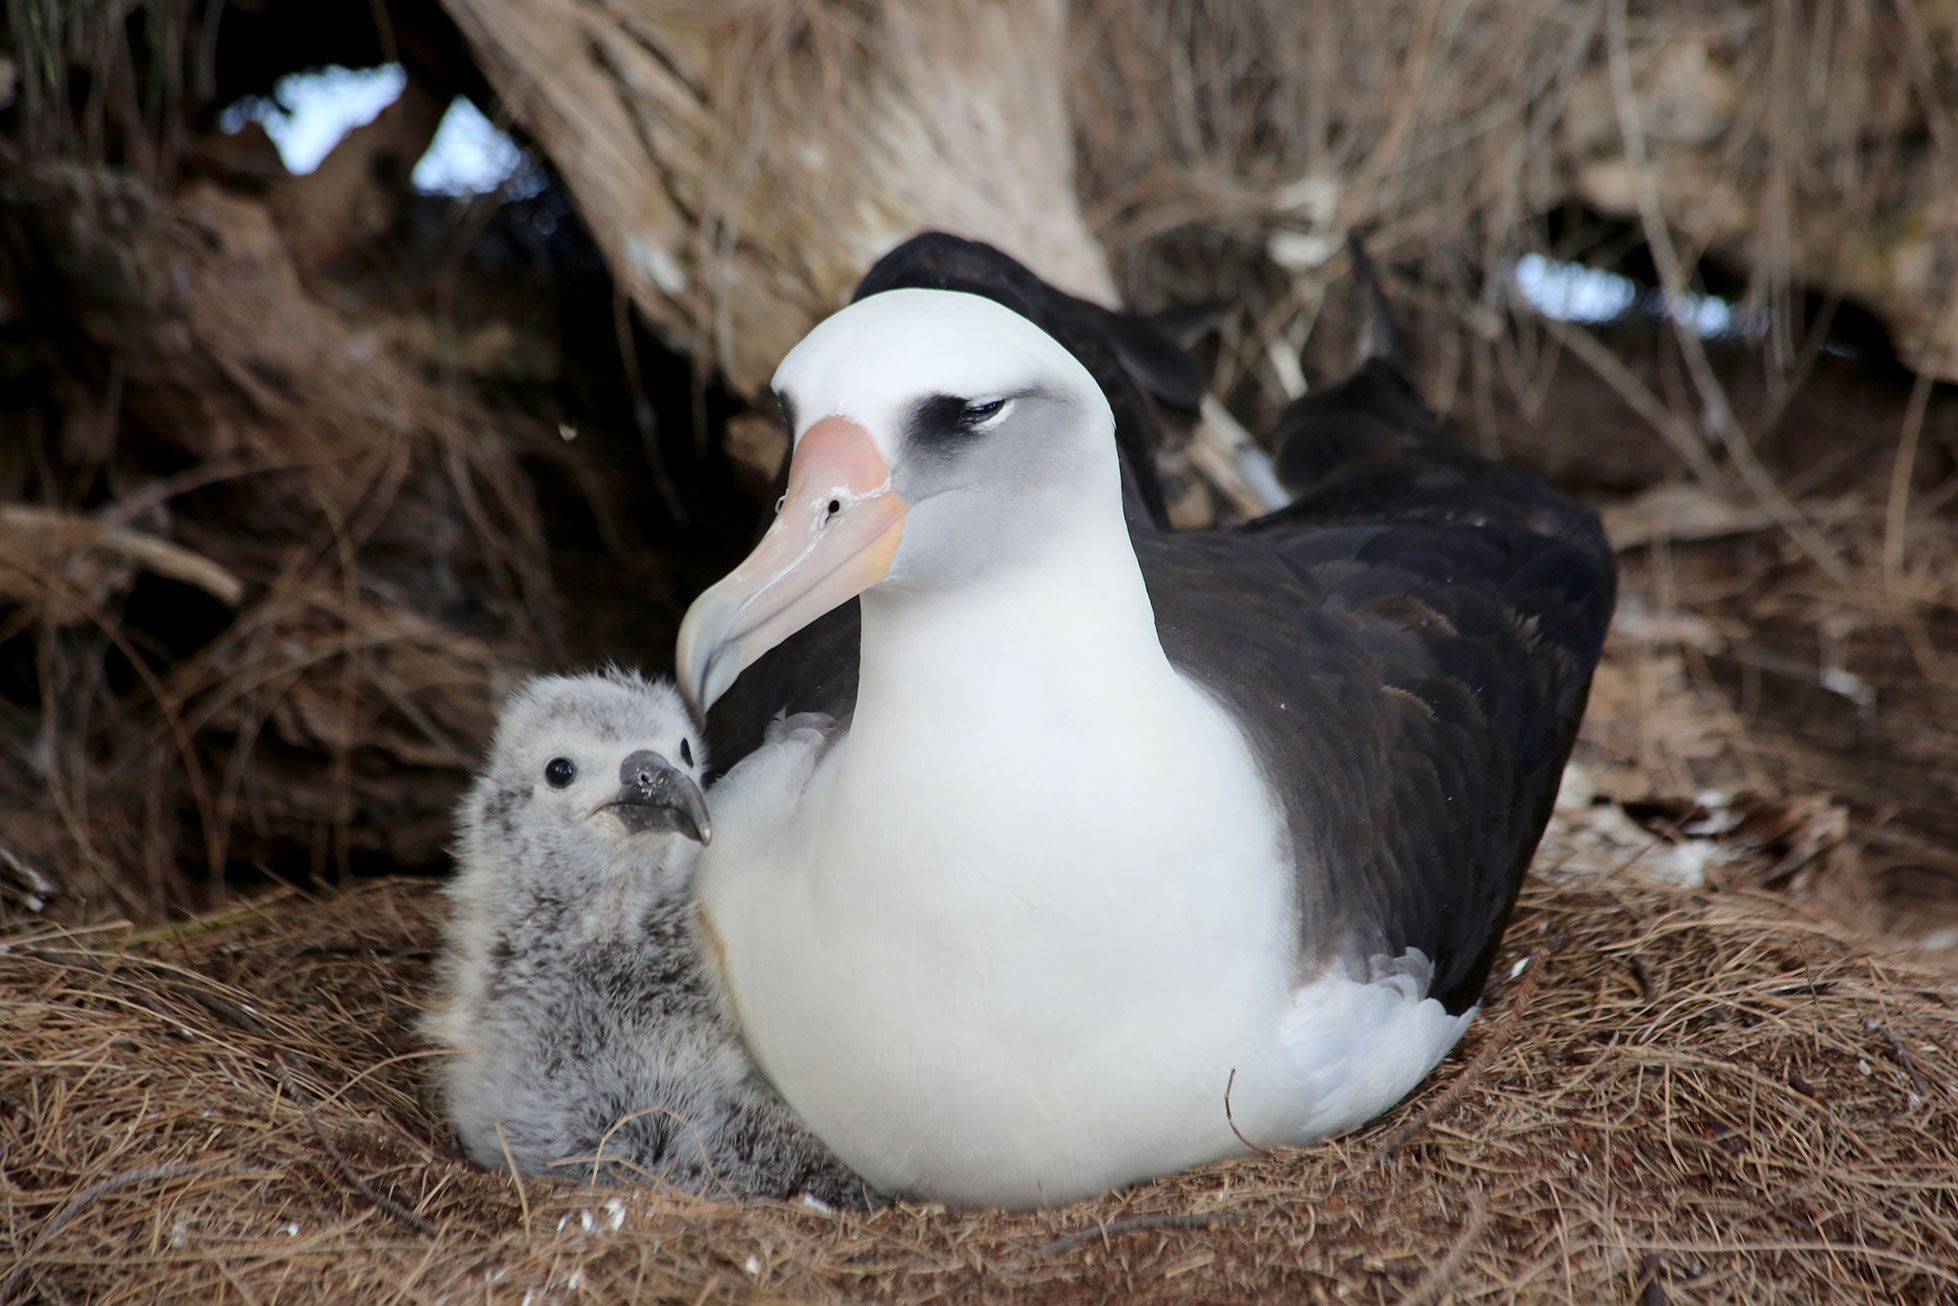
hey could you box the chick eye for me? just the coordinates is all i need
[678,738,694,768]
[544,757,576,788]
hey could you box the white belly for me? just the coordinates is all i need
[705,680,1280,1205]
[695,595,1470,1207]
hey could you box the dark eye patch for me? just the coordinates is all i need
[905,394,1007,447]
[678,738,694,768]
[774,390,797,435]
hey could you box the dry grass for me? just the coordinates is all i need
[1066,0,1958,570]
[4,846,1954,1305]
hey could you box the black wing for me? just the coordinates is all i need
[1149,263,1612,1009]
[1146,481,1611,1013]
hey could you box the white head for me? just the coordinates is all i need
[457,670,712,894]
[677,289,1119,711]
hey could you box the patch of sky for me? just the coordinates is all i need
[413,96,543,197]
[1513,252,1638,324]
[218,64,538,197]
[1512,251,1765,340]
[218,64,407,175]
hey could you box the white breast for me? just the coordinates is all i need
[700,676,1279,1203]
[695,533,1473,1207]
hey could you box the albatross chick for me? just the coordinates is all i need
[425,669,866,1205]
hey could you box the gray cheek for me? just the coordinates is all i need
[482,783,528,844]
[883,494,985,592]
[891,448,959,504]
[893,418,1084,586]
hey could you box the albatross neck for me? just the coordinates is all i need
[852,509,1172,734]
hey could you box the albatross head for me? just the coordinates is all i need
[678,288,1118,713]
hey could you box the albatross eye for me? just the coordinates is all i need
[907,394,1010,445]
[544,757,576,788]
[679,738,694,768]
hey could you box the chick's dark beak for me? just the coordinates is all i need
[604,750,712,845]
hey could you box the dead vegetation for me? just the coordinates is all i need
[2,0,1955,927]
[0,162,564,916]
[3,862,1954,1304]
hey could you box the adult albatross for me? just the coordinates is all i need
[679,236,1614,1209]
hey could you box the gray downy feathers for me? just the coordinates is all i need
[424,668,868,1206]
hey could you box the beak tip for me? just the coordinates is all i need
[705,659,739,715]
[676,591,739,717]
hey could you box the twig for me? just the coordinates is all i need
[1883,284,1958,586]
[115,889,303,948]
[24,948,280,1043]
[216,1261,270,1306]
[496,1120,532,1237]
[0,504,245,606]
[1224,1067,1276,1156]
[1194,396,1289,517]
[0,841,57,913]
[612,281,690,526]
[1867,1019,1934,1102]
[583,1105,738,1201]
[273,1055,437,1237]
[1533,316,1723,489]
[1037,1211,1249,1258]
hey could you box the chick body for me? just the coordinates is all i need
[426,670,864,1205]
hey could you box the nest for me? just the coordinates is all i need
[5,0,1957,925]
[5,844,1955,1304]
